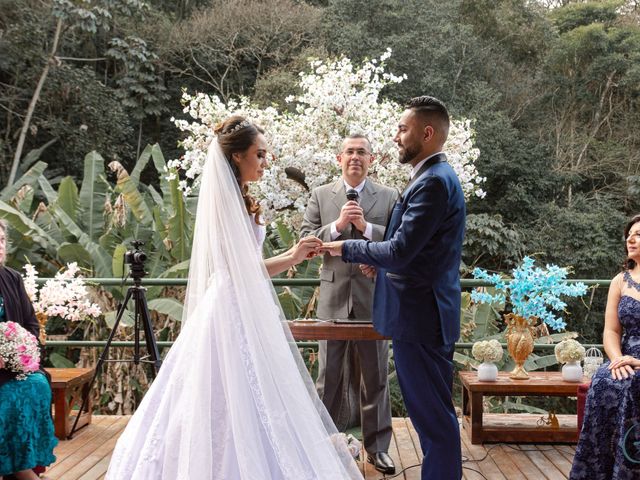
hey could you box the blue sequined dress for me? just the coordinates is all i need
[570,272,640,479]
[0,295,58,476]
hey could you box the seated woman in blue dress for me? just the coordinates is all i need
[570,214,640,479]
[0,220,58,480]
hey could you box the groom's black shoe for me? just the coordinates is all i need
[367,452,395,475]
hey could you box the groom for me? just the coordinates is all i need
[322,96,465,479]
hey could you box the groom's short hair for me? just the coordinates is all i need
[406,96,450,137]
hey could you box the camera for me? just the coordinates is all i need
[124,240,147,282]
[124,240,147,265]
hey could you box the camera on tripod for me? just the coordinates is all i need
[70,240,161,438]
[124,240,147,265]
[124,240,147,280]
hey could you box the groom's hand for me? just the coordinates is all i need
[359,264,376,279]
[320,241,345,257]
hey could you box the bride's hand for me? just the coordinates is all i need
[291,236,322,264]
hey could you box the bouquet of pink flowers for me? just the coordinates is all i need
[0,321,41,380]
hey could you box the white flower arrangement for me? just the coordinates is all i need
[169,50,485,228]
[554,339,586,364]
[471,339,503,363]
[22,263,102,322]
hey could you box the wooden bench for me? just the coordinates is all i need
[460,370,588,444]
[45,367,94,440]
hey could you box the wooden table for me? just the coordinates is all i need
[46,367,95,439]
[459,370,588,444]
[288,320,389,341]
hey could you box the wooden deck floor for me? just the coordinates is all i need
[46,416,577,479]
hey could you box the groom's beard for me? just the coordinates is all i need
[399,145,420,164]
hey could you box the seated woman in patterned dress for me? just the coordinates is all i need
[0,220,58,480]
[570,214,640,479]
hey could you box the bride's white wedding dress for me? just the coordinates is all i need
[106,140,362,480]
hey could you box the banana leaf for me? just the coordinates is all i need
[1,161,48,202]
[18,138,57,173]
[15,185,34,213]
[104,308,134,328]
[147,298,184,322]
[38,175,58,204]
[0,200,59,250]
[112,244,128,279]
[57,176,80,220]
[78,152,108,242]
[57,242,92,267]
[130,144,153,187]
[113,169,153,225]
[51,207,112,276]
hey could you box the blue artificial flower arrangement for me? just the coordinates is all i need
[471,256,588,331]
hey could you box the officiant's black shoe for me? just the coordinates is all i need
[367,452,395,475]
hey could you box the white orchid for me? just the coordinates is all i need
[170,50,485,227]
[22,263,102,322]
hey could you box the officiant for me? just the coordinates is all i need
[300,134,398,475]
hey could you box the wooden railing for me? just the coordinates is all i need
[39,276,609,351]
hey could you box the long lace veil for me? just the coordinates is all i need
[178,138,362,479]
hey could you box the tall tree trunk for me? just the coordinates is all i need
[8,17,63,186]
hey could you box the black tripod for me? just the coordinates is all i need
[68,244,162,438]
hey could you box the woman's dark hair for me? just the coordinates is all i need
[623,214,640,270]
[214,115,264,224]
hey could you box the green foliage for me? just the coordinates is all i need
[0,144,194,326]
[551,1,622,34]
[38,65,136,176]
[107,36,170,121]
[523,196,626,278]
[463,213,524,270]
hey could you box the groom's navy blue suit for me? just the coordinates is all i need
[342,153,465,480]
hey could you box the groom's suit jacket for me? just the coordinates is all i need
[301,179,398,320]
[342,154,466,345]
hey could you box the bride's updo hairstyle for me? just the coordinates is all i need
[214,115,264,224]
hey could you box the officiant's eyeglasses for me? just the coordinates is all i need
[342,148,371,157]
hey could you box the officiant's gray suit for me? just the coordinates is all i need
[301,178,398,453]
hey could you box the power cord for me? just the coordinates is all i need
[378,463,421,479]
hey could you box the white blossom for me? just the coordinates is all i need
[22,263,102,322]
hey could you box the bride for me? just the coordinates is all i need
[106,116,363,479]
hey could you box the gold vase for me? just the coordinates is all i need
[504,313,536,379]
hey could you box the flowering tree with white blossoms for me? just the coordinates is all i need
[169,50,485,227]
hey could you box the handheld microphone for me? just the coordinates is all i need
[345,189,360,238]
[346,189,359,204]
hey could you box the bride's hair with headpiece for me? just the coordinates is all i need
[214,115,264,224]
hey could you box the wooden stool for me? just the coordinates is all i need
[45,367,94,439]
